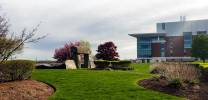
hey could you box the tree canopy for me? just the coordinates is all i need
[191,34,208,62]
[95,41,119,60]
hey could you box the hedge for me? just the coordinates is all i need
[36,63,66,69]
[0,60,35,82]
[94,60,132,70]
[111,60,131,67]
[94,60,110,69]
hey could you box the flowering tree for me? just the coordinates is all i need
[54,40,92,62]
[54,42,80,62]
[95,41,119,60]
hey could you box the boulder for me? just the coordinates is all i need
[89,54,95,68]
[65,60,77,69]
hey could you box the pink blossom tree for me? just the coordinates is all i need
[54,41,80,62]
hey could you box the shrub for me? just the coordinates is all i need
[111,60,133,70]
[200,67,208,81]
[94,60,132,70]
[111,60,131,67]
[168,78,182,88]
[36,63,66,69]
[94,60,110,69]
[0,60,35,82]
[150,63,166,74]
[151,63,201,83]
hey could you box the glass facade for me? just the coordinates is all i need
[197,31,207,35]
[137,37,152,57]
[137,35,165,58]
[183,32,192,48]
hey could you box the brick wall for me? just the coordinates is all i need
[165,36,185,57]
[152,43,161,57]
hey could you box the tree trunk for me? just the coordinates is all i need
[202,58,206,63]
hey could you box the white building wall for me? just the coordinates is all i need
[157,19,208,36]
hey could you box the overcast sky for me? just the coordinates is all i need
[1,0,208,60]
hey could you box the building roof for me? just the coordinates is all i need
[157,19,208,24]
[129,33,166,38]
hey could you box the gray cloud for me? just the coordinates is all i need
[1,0,208,60]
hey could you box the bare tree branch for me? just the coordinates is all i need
[0,16,47,63]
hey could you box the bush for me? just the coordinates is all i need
[168,79,182,88]
[111,60,132,70]
[36,64,66,69]
[94,60,110,69]
[111,60,131,67]
[200,67,208,81]
[150,63,166,74]
[36,63,66,69]
[0,60,35,82]
[94,60,132,70]
[151,63,201,83]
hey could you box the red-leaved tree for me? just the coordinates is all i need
[95,41,119,60]
[54,42,80,62]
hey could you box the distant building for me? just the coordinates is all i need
[129,19,208,62]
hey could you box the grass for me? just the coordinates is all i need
[192,61,208,68]
[198,63,208,68]
[32,63,185,100]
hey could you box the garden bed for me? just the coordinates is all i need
[139,77,208,100]
[0,80,54,100]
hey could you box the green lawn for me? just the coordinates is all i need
[192,61,208,68]
[32,64,185,100]
[197,63,208,68]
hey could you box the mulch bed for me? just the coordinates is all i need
[138,77,208,100]
[0,80,54,100]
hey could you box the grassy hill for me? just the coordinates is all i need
[32,64,185,100]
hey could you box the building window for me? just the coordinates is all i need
[138,37,152,58]
[160,43,165,57]
[197,31,207,35]
[162,23,165,30]
[183,32,192,48]
[140,45,149,49]
[160,43,165,50]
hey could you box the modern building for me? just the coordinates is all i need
[129,18,208,62]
